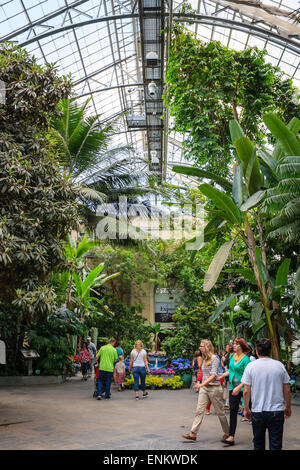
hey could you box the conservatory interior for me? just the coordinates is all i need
[0,0,299,452]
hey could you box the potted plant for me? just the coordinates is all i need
[171,359,193,388]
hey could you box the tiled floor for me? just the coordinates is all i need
[0,375,299,450]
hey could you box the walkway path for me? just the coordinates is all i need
[0,375,299,450]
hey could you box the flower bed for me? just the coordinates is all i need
[149,358,193,376]
[124,374,184,390]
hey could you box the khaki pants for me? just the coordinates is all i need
[191,385,229,435]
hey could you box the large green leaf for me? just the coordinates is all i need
[172,165,232,191]
[240,190,266,212]
[275,258,291,288]
[75,237,102,260]
[223,268,256,285]
[232,164,244,208]
[203,239,235,292]
[263,114,300,157]
[199,184,241,225]
[229,120,245,145]
[272,117,300,162]
[235,137,262,194]
[257,148,278,173]
[73,272,82,297]
[208,295,236,323]
[81,264,105,297]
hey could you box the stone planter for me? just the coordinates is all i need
[181,373,193,389]
[0,375,67,386]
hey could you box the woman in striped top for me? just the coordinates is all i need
[182,339,229,442]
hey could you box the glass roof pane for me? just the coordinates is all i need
[0,0,299,181]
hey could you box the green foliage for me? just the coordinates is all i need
[162,303,217,359]
[259,115,300,242]
[26,308,84,376]
[88,299,152,357]
[0,43,79,369]
[50,97,152,223]
[72,264,120,321]
[165,28,298,177]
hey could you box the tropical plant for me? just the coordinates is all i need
[26,307,84,376]
[173,114,300,359]
[88,299,152,356]
[147,322,169,352]
[0,43,78,369]
[258,114,300,242]
[161,302,217,358]
[165,26,299,177]
[53,235,103,309]
[72,263,120,322]
[50,98,153,223]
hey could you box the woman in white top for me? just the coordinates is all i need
[182,339,229,442]
[129,340,150,400]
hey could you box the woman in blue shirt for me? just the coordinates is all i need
[220,337,251,446]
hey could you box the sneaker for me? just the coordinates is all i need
[205,411,211,415]
[97,396,102,400]
[142,392,148,398]
[135,396,139,400]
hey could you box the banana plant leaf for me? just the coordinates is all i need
[223,268,257,285]
[263,114,300,157]
[229,119,245,144]
[203,239,235,292]
[234,137,263,195]
[208,295,236,323]
[199,184,242,225]
[172,165,232,191]
[232,164,244,208]
[271,116,300,162]
[81,264,105,297]
[275,258,291,289]
[240,190,266,212]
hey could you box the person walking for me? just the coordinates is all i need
[114,355,126,391]
[115,341,124,359]
[87,336,97,378]
[242,338,291,451]
[182,339,229,442]
[129,340,150,400]
[221,343,234,410]
[95,338,118,400]
[192,351,202,393]
[78,342,91,381]
[220,337,251,446]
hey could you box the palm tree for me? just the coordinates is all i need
[50,98,153,214]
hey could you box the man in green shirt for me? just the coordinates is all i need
[96,338,117,400]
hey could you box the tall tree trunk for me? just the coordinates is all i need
[245,217,280,360]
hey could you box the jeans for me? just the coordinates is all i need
[88,357,95,377]
[251,411,284,450]
[97,370,113,399]
[81,362,89,377]
[132,366,146,392]
[229,390,243,437]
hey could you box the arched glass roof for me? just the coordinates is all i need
[1,0,299,185]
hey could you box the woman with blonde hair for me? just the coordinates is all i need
[182,339,229,442]
[129,340,150,400]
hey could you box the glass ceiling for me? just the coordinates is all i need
[1,0,300,186]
